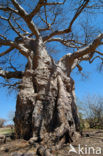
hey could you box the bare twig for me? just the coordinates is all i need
[11,0,40,37]
[0,6,18,14]
[0,34,7,40]
[89,56,103,63]
[43,0,89,41]
[0,47,14,57]
[8,14,21,36]
[71,33,103,60]
[47,37,85,48]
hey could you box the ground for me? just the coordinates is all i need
[0,128,103,156]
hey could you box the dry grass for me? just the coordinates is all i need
[0,127,14,135]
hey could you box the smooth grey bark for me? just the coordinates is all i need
[14,37,80,151]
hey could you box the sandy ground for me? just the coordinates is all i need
[0,129,103,156]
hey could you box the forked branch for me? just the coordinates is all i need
[11,0,40,38]
[43,0,89,41]
[0,38,29,57]
[28,0,66,20]
[59,33,103,72]
[71,33,103,59]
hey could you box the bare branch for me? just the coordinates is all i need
[77,64,83,71]
[47,37,85,48]
[43,0,89,42]
[8,14,21,36]
[43,29,69,41]
[11,0,40,38]
[0,6,18,14]
[28,0,66,20]
[95,50,103,56]
[28,0,44,20]
[39,27,50,32]
[43,1,66,6]
[44,3,48,25]
[89,56,103,63]
[71,33,103,60]
[38,13,50,27]
[58,33,103,73]
[0,38,15,47]
[13,17,30,35]
[0,34,7,40]
[0,38,29,57]
[8,57,18,71]
[0,81,20,89]
[0,47,14,57]
[68,0,89,32]
[0,15,8,20]
[11,0,28,16]
[0,15,21,39]
[0,69,24,79]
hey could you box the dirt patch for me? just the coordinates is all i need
[0,129,103,156]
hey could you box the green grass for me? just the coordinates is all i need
[0,127,14,135]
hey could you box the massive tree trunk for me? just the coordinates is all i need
[14,37,80,154]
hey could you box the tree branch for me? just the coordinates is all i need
[0,38,29,57]
[47,37,85,48]
[13,17,30,35]
[0,69,24,79]
[0,15,8,21]
[43,0,89,42]
[89,56,103,63]
[28,0,44,20]
[43,29,69,41]
[58,33,103,73]
[8,14,21,36]
[28,0,66,20]
[0,34,7,40]
[11,0,40,38]
[43,1,66,6]
[0,6,18,14]
[95,50,103,56]
[71,33,103,60]
[0,47,14,57]
[0,81,20,89]
[11,0,28,16]
[68,0,89,32]
[0,38,15,47]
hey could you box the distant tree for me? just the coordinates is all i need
[0,118,6,128]
[76,97,86,130]
[86,95,103,129]
[8,111,15,124]
[77,95,103,129]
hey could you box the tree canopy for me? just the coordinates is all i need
[0,0,103,88]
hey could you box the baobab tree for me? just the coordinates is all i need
[0,0,103,154]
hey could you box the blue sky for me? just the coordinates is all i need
[0,0,103,122]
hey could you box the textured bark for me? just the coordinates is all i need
[14,37,80,154]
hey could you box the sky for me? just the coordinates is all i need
[0,0,103,122]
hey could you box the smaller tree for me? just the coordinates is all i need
[0,118,6,128]
[77,95,103,129]
[87,100,103,129]
[8,111,15,124]
[76,98,87,131]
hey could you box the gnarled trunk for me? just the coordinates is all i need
[14,37,80,154]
